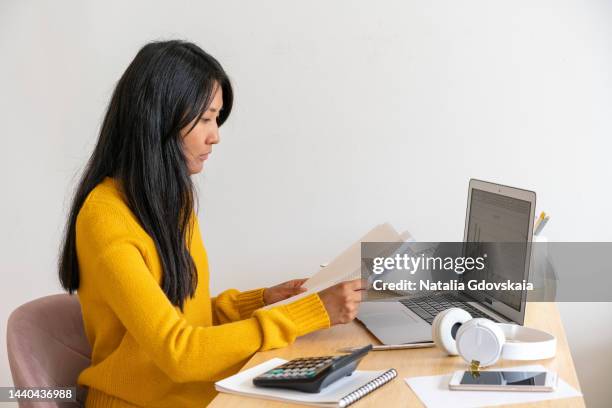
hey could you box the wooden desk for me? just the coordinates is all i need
[209,303,583,407]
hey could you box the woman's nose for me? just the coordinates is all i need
[208,128,220,145]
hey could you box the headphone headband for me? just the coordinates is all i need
[498,323,557,360]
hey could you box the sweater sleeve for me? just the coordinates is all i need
[211,288,267,325]
[76,202,330,383]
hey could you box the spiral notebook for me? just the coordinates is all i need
[215,358,397,407]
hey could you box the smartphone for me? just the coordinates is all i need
[448,370,558,392]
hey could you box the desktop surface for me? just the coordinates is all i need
[209,302,583,408]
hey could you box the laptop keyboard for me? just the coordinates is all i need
[399,293,491,324]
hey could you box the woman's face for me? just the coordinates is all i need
[181,85,223,175]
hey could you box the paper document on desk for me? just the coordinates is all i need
[215,357,396,407]
[405,364,582,408]
[263,223,411,309]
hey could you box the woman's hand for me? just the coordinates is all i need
[318,279,365,325]
[263,278,308,305]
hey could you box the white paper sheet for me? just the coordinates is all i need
[404,364,582,408]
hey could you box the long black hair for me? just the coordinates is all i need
[59,40,233,310]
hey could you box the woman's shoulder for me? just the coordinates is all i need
[79,177,126,212]
[76,177,140,235]
[76,176,201,246]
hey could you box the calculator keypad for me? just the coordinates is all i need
[258,356,342,380]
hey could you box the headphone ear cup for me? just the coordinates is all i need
[432,308,452,351]
[432,308,472,355]
[456,318,505,367]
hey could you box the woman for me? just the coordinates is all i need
[58,40,363,407]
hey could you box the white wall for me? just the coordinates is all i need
[1,0,611,406]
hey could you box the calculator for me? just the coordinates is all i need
[252,344,372,393]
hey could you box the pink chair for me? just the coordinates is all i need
[6,294,92,407]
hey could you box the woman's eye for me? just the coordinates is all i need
[200,118,212,123]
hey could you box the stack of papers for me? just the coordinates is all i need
[264,223,410,309]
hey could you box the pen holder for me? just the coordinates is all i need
[529,235,557,302]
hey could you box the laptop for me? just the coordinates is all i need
[357,179,536,345]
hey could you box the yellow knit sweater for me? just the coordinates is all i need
[75,177,330,407]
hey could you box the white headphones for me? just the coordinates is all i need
[432,308,557,367]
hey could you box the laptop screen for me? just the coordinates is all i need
[463,188,532,311]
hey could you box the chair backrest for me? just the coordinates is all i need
[6,294,92,408]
